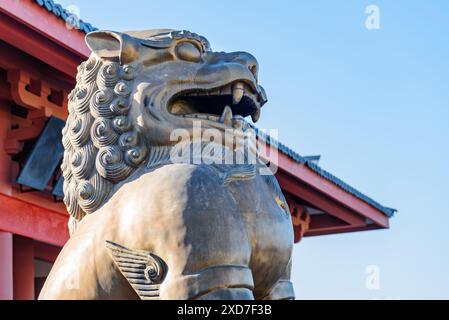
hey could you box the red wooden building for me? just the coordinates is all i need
[0,0,395,299]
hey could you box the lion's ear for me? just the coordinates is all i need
[85,30,139,64]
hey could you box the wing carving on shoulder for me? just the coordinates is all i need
[106,240,167,300]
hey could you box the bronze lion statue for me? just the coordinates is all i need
[39,29,294,300]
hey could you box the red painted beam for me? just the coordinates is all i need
[0,193,69,247]
[309,214,348,230]
[0,0,89,57]
[0,8,85,77]
[0,41,75,92]
[264,144,390,228]
[277,173,367,227]
[305,224,383,237]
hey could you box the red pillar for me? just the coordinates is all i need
[13,236,35,300]
[0,231,13,300]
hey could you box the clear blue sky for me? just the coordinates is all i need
[58,0,449,299]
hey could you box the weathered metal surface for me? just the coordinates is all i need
[39,29,294,300]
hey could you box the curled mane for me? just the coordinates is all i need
[61,55,147,235]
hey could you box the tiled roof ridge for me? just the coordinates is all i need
[33,0,97,34]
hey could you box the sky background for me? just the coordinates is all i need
[57,0,449,299]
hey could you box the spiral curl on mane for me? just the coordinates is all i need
[61,55,147,236]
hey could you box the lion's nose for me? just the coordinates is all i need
[229,52,259,80]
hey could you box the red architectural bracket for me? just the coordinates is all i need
[288,201,311,243]
[7,69,68,120]
[4,107,48,155]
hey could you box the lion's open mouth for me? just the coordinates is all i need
[168,81,264,128]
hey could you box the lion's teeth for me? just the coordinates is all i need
[251,107,260,123]
[232,82,244,104]
[220,105,233,126]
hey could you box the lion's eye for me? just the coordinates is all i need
[175,42,202,62]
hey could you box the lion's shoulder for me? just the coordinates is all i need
[113,164,234,212]
[142,163,226,196]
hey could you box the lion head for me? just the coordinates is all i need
[61,29,267,235]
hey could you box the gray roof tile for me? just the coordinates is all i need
[34,0,97,34]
